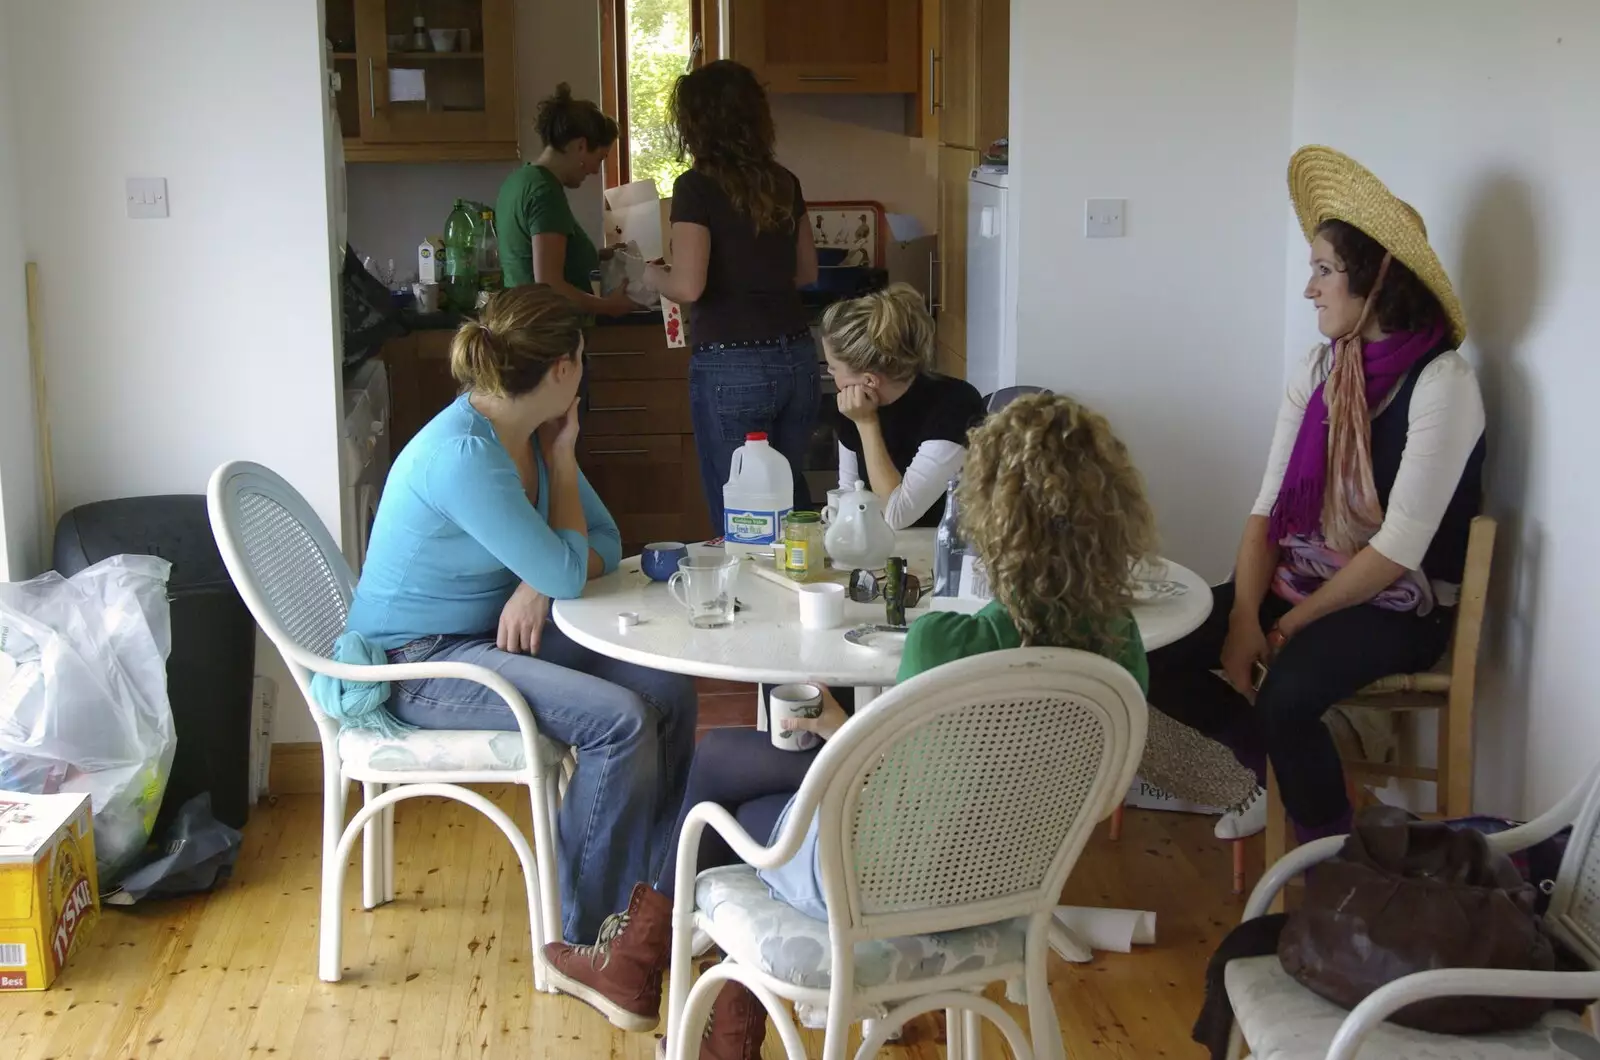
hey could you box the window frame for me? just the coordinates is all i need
[598,0,713,190]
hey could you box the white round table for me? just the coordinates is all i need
[552,531,1213,703]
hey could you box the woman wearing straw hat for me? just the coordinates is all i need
[1146,146,1485,845]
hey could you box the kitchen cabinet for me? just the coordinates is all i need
[378,321,712,555]
[327,0,519,164]
[929,0,1007,151]
[935,146,977,380]
[727,0,920,95]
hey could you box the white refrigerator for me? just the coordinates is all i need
[965,169,1014,397]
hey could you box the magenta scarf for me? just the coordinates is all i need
[1268,317,1448,547]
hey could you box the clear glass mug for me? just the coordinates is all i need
[668,553,739,629]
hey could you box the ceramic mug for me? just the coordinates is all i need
[821,487,848,526]
[641,540,688,582]
[767,683,824,752]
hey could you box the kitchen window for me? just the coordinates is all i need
[599,0,706,196]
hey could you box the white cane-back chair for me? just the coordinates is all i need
[206,461,568,989]
[1225,760,1600,1060]
[665,647,1147,1060]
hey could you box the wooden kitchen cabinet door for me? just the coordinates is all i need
[936,146,977,369]
[351,0,518,153]
[729,0,920,94]
[937,0,1006,151]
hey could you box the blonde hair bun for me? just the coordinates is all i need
[819,282,935,382]
[449,286,583,397]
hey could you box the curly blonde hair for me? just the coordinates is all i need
[819,283,934,382]
[959,394,1156,651]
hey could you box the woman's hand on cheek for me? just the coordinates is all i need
[537,397,582,459]
[836,384,880,424]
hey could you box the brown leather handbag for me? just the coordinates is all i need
[1278,805,1556,1034]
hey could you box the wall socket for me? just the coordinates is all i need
[1085,198,1126,238]
[126,177,169,219]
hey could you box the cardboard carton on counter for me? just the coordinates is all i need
[0,791,100,991]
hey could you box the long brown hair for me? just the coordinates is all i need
[959,394,1156,652]
[449,286,582,397]
[671,60,795,233]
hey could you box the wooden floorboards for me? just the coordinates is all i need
[3,782,1254,1060]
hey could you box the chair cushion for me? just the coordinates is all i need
[338,727,566,774]
[693,865,1026,990]
[1225,955,1597,1060]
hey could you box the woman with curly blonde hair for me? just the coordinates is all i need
[542,392,1153,1060]
[645,60,820,536]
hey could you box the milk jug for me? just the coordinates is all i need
[722,433,793,555]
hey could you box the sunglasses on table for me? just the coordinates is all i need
[846,568,924,608]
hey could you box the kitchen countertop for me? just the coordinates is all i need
[398,278,887,333]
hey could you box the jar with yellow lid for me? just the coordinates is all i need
[780,510,823,583]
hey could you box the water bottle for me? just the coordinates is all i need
[443,199,478,311]
[933,478,965,597]
[475,209,502,292]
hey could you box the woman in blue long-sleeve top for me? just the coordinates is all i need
[345,284,698,944]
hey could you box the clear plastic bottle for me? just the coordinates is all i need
[442,199,479,311]
[933,477,965,597]
[475,209,502,292]
[408,14,430,52]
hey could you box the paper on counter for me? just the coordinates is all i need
[604,180,665,262]
[1053,905,1157,954]
[884,212,927,242]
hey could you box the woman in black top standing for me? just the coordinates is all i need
[645,61,819,534]
[822,284,987,528]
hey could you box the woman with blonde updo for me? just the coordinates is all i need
[542,393,1152,1059]
[821,282,987,528]
[345,285,697,946]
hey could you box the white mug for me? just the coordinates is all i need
[821,487,848,526]
[797,582,845,630]
[768,683,824,752]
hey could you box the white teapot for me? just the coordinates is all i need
[823,481,896,570]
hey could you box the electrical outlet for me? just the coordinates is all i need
[126,177,169,219]
[1085,198,1126,238]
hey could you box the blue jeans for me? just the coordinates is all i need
[386,625,698,943]
[689,334,820,534]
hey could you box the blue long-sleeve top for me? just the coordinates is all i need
[347,393,622,650]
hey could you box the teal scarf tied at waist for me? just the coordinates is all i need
[310,631,415,737]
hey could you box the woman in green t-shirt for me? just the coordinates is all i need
[496,83,635,317]
[541,393,1157,1059]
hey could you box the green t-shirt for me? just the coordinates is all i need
[495,163,599,290]
[896,599,1149,694]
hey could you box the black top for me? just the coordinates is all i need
[832,373,989,528]
[670,167,810,346]
[1369,344,1486,586]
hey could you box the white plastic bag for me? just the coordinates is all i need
[0,555,176,879]
[598,240,661,309]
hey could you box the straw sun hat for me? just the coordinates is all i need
[1288,145,1467,346]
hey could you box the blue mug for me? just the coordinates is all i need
[641,541,689,582]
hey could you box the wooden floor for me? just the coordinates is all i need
[3,781,1256,1060]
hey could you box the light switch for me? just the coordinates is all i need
[1085,198,1125,238]
[126,177,169,219]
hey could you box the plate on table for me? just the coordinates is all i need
[1132,578,1189,603]
[844,624,908,654]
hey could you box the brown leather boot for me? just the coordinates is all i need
[655,981,767,1060]
[543,883,672,1032]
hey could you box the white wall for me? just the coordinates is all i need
[1288,0,1600,816]
[0,10,42,580]
[773,95,938,235]
[1008,0,1297,579]
[4,0,342,529]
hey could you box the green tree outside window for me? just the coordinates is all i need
[626,0,694,196]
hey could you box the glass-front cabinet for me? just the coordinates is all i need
[327,0,518,162]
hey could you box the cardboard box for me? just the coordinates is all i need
[1122,775,1225,816]
[0,791,100,991]
[417,238,444,284]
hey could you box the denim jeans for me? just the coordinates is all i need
[386,624,698,943]
[689,334,820,534]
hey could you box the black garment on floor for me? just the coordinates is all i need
[1193,914,1288,1060]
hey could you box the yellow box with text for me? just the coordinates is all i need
[0,791,100,990]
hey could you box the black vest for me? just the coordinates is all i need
[1366,344,1486,586]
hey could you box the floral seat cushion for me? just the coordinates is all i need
[693,865,1026,991]
[1225,955,1598,1060]
[338,727,566,774]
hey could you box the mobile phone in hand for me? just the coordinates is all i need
[1251,660,1269,692]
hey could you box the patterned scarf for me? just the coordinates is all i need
[1269,256,1447,556]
